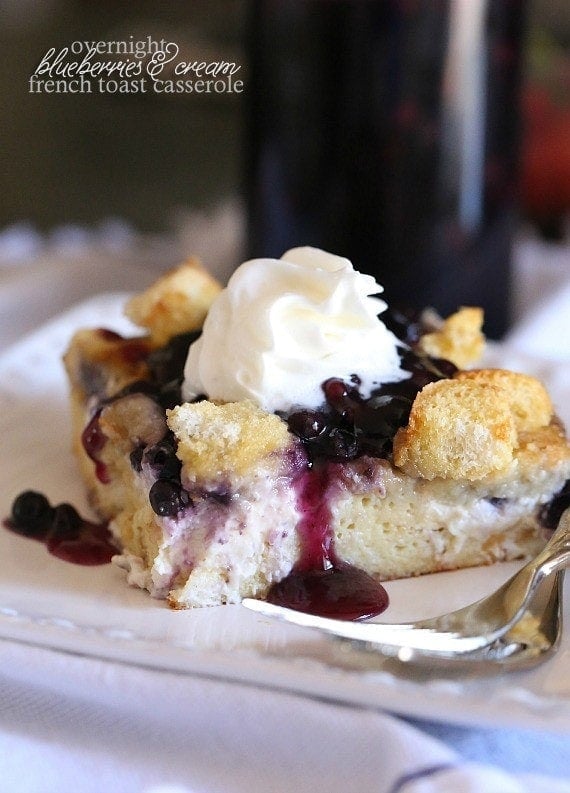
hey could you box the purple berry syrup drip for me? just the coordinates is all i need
[268,347,457,620]
[267,310,459,620]
[267,466,390,620]
[82,408,110,484]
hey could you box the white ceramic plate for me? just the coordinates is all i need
[1,295,568,733]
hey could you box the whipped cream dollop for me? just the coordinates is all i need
[182,247,409,413]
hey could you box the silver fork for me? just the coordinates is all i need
[243,508,569,660]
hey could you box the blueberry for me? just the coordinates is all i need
[10,491,54,536]
[284,344,456,466]
[323,378,361,415]
[51,503,82,539]
[81,410,106,457]
[323,426,359,460]
[144,437,181,480]
[149,480,192,517]
[287,410,328,441]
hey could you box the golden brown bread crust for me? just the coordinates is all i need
[63,328,153,402]
[516,419,570,474]
[416,306,485,368]
[63,329,157,520]
[124,257,222,345]
[167,400,294,481]
[393,370,568,483]
[453,368,553,431]
[392,379,518,480]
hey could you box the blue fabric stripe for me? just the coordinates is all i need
[388,762,457,793]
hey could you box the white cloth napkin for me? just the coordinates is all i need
[0,639,568,793]
[0,223,569,792]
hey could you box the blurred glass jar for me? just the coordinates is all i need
[245,0,526,338]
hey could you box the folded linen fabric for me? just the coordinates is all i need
[0,639,568,793]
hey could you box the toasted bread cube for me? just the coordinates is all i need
[454,369,553,432]
[393,379,517,480]
[167,400,292,481]
[125,257,222,344]
[417,307,485,368]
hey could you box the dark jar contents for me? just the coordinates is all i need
[245,0,526,338]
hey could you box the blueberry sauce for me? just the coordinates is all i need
[293,467,335,571]
[81,408,110,484]
[267,465,389,621]
[383,305,425,346]
[539,480,570,530]
[119,339,154,365]
[4,491,117,565]
[267,564,389,621]
[284,348,457,465]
